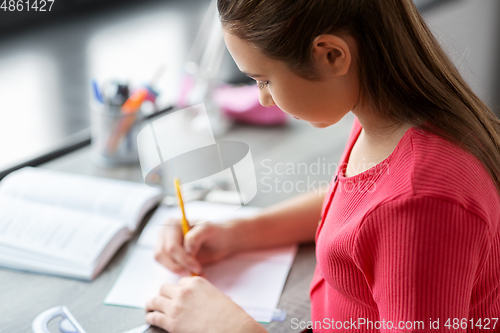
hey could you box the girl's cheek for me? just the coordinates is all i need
[271,87,302,118]
[269,90,285,110]
[273,98,294,117]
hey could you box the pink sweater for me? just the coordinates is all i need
[309,117,500,332]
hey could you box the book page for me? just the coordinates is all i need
[0,195,125,267]
[0,167,161,230]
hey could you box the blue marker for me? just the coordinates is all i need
[91,79,104,104]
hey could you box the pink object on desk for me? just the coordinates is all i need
[177,75,195,108]
[214,84,289,126]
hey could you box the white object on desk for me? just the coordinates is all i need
[104,201,298,324]
[32,306,86,333]
[122,324,151,333]
[32,305,150,333]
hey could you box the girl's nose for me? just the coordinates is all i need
[259,89,276,107]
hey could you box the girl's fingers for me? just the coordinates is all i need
[159,283,179,298]
[163,222,202,274]
[183,223,212,256]
[154,224,199,275]
[145,295,171,312]
[145,311,170,330]
[154,251,188,275]
[166,242,202,275]
[154,232,190,275]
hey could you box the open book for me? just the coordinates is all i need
[0,167,162,281]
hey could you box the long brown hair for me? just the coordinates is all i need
[218,0,500,194]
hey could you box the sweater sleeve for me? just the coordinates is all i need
[353,196,491,332]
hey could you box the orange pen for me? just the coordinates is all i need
[107,88,149,155]
[121,89,148,114]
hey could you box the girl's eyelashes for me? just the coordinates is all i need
[257,81,269,90]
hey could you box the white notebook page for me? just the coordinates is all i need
[105,202,298,323]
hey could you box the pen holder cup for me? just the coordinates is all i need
[90,102,143,168]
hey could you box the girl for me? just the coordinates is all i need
[145,0,500,332]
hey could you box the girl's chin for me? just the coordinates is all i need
[309,121,330,128]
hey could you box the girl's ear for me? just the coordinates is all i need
[312,34,352,77]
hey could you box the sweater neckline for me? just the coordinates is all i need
[337,122,416,183]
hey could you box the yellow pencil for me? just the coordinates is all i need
[174,178,191,235]
[174,178,198,276]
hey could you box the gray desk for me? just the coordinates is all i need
[0,113,354,333]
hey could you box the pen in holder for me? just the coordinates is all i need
[90,100,143,168]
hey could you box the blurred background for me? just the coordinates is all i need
[0,0,498,180]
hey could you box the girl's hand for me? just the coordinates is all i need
[154,219,240,276]
[145,276,267,333]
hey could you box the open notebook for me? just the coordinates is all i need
[0,167,162,280]
[105,201,298,323]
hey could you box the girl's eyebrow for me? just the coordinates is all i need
[241,71,264,79]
